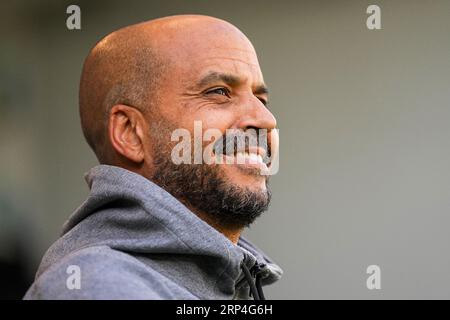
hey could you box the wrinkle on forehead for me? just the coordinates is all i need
[202,57,260,68]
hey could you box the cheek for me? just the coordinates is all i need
[194,108,237,132]
[177,108,238,150]
[173,98,238,132]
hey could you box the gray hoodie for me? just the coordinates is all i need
[24,165,282,300]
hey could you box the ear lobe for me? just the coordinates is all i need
[108,104,145,163]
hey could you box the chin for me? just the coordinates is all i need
[220,165,268,192]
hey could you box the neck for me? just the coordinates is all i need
[184,204,243,244]
[199,212,243,244]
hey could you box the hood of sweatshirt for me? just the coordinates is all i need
[31,165,282,299]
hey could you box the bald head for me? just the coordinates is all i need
[79,15,254,163]
[79,19,162,163]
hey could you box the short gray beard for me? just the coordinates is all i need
[149,121,271,229]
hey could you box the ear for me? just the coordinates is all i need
[108,104,146,163]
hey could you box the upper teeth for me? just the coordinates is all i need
[235,152,263,164]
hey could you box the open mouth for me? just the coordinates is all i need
[222,147,267,164]
[213,137,272,172]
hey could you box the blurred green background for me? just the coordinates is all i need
[1,0,450,299]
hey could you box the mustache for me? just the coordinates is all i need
[213,128,272,164]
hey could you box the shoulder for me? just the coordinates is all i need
[24,246,177,300]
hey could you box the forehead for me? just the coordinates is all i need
[161,25,264,85]
[181,48,264,89]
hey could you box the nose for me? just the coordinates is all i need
[235,96,277,131]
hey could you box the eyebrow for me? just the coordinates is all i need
[194,71,269,95]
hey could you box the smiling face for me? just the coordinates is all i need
[148,17,278,200]
[84,15,279,231]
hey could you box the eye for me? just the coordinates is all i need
[258,98,269,107]
[206,87,230,97]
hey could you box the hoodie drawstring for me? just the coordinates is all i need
[241,263,266,300]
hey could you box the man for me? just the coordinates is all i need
[25,14,282,300]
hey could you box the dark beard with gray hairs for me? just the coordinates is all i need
[150,122,271,229]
